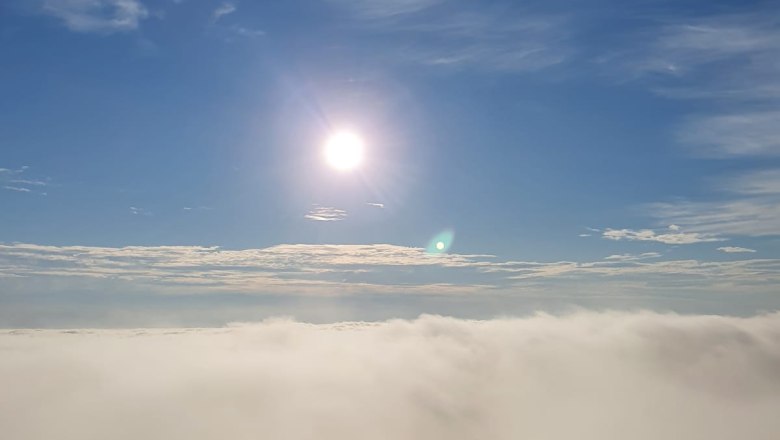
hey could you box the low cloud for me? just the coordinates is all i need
[1,312,779,440]
[2,243,780,296]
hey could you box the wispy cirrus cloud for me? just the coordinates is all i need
[1,166,48,195]
[305,205,348,222]
[211,2,236,22]
[0,166,28,175]
[649,169,780,237]
[129,206,152,216]
[207,2,265,40]
[679,111,780,157]
[331,1,570,73]
[623,11,780,99]
[620,9,780,158]
[603,252,661,262]
[3,186,32,193]
[328,0,443,18]
[718,247,756,254]
[41,0,149,33]
[9,179,47,186]
[601,227,721,244]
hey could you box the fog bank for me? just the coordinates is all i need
[2,311,779,440]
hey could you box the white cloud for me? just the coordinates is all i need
[305,205,348,222]
[332,3,569,73]
[649,169,780,237]
[718,247,756,254]
[2,312,780,440]
[3,186,32,193]
[42,0,149,33]
[0,166,28,175]
[328,0,442,18]
[10,179,47,186]
[625,12,780,100]
[227,24,264,38]
[619,10,780,158]
[367,202,385,208]
[129,206,152,216]
[2,243,780,296]
[0,167,50,195]
[602,228,721,244]
[212,2,236,22]
[604,252,661,261]
[679,111,780,157]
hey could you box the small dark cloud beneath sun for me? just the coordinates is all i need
[305,205,348,222]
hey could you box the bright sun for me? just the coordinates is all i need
[324,131,364,171]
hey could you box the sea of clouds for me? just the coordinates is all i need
[2,311,779,439]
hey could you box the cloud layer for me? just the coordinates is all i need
[2,312,779,440]
[2,242,780,297]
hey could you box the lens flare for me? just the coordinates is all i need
[427,230,454,254]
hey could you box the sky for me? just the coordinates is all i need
[2,0,780,326]
[3,2,780,439]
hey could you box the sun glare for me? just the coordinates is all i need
[325,132,364,171]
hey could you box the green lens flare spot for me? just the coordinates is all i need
[427,230,454,254]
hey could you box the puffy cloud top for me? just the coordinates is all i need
[2,311,780,440]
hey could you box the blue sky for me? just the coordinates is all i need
[1,0,780,326]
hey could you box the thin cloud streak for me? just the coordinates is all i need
[41,0,150,33]
[332,2,571,73]
[3,186,32,193]
[212,2,236,22]
[328,0,443,19]
[718,247,756,254]
[2,243,780,295]
[602,227,722,244]
[649,169,780,237]
[679,111,780,157]
[305,206,348,222]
